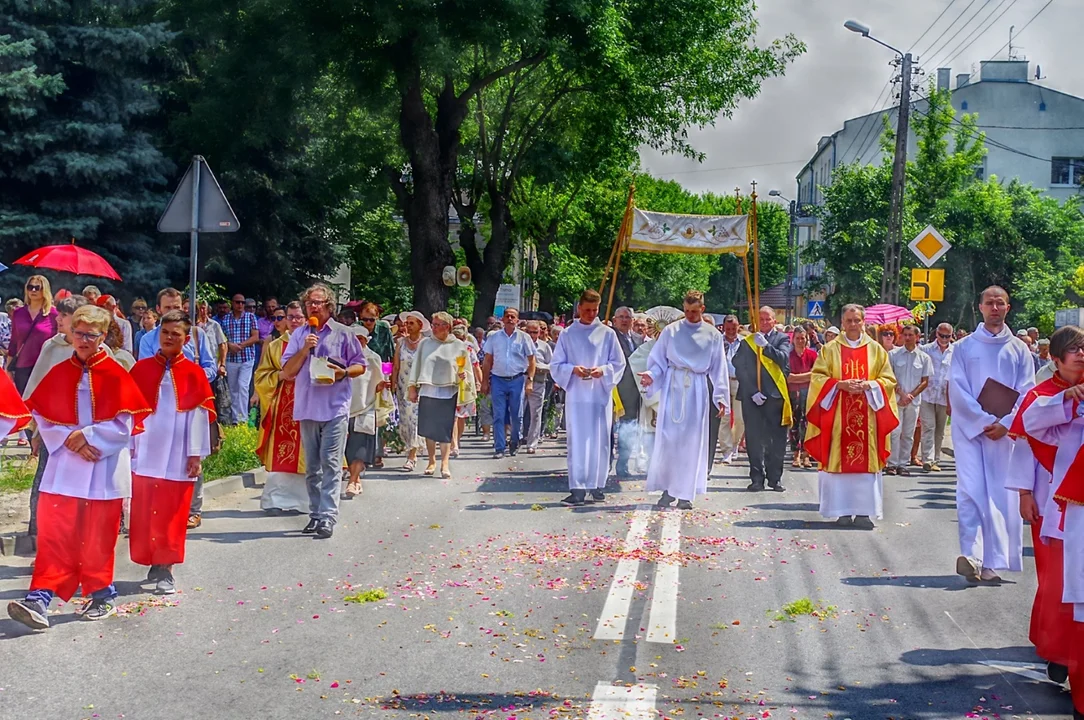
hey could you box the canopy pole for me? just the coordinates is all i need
[603,184,635,321]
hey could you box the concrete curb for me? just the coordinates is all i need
[0,466,265,558]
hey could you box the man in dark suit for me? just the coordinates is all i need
[611,306,642,477]
[732,306,792,492]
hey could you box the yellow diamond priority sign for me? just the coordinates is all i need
[908,225,951,268]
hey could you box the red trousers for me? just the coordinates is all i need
[129,475,195,567]
[1030,525,1076,665]
[30,493,122,601]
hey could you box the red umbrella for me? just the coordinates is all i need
[13,242,122,281]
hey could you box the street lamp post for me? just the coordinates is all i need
[845,19,913,305]
[769,189,797,324]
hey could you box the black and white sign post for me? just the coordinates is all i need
[157,155,240,321]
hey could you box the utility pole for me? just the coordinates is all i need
[784,200,796,323]
[882,52,913,305]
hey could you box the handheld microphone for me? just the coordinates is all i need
[308,316,319,355]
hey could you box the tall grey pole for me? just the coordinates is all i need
[784,200,796,324]
[188,156,201,323]
[882,52,912,305]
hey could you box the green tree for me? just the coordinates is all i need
[0,3,180,300]
[292,0,802,315]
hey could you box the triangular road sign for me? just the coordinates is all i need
[158,156,240,233]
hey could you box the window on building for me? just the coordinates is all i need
[974,160,986,181]
[1051,157,1084,186]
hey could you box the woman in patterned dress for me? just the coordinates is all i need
[393,311,429,471]
[450,323,482,457]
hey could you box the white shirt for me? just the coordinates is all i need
[36,374,134,500]
[483,328,535,378]
[919,341,954,405]
[889,345,933,398]
[534,339,553,376]
[132,372,211,482]
[723,335,742,378]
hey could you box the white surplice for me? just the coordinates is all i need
[1005,434,1060,542]
[550,319,626,491]
[644,320,729,501]
[948,324,1035,572]
[817,336,887,520]
[627,338,658,473]
[1022,392,1084,617]
[132,372,211,482]
[36,373,134,500]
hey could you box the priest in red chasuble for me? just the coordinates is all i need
[128,310,216,596]
[805,303,899,530]
[8,305,150,629]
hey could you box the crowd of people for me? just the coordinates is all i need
[0,275,1079,719]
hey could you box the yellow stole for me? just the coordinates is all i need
[743,334,793,426]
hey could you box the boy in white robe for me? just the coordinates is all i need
[949,286,1035,582]
[8,305,149,629]
[641,291,729,510]
[129,311,215,595]
[550,290,626,506]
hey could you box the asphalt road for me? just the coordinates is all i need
[0,434,1075,720]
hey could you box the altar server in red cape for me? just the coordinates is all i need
[1006,358,1073,684]
[7,305,150,629]
[1020,324,1084,718]
[128,310,216,595]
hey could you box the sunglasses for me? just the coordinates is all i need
[272,313,286,321]
[937,333,952,339]
[233,300,245,304]
[360,317,376,323]
[26,285,42,292]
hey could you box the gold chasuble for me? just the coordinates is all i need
[254,333,306,474]
[805,335,899,473]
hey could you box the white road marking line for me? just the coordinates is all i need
[586,682,657,720]
[594,508,651,640]
[647,510,681,643]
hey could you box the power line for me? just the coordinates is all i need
[917,0,980,61]
[926,0,994,67]
[911,101,1052,163]
[942,0,1020,68]
[908,0,962,53]
[837,75,896,164]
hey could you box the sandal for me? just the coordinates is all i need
[441,469,451,479]
[403,459,416,472]
[449,448,459,458]
[423,464,436,476]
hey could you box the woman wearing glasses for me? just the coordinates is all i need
[8,275,58,395]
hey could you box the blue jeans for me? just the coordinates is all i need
[27,584,116,607]
[490,375,525,453]
[300,415,349,525]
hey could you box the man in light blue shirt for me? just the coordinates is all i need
[481,308,536,458]
[138,288,218,382]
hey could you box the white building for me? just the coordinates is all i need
[793,60,1084,315]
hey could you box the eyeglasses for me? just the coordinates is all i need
[73,330,103,342]
[305,299,328,308]
[1065,345,1084,356]
[232,300,245,305]
[26,285,42,292]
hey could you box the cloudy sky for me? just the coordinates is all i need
[640,0,1079,200]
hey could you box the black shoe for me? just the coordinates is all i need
[301,518,320,534]
[315,519,334,539]
[746,483,765,492]
[676,500,693,510]
[854,515,875,530]
[589,490,605,502]
[897,467,912,477]
[7,599,49,629]
[509,446,518,456]
[147,565,165,583]
[80,598,117,621]
[560,493,585,507]
[836,516,854,527]
[655,491,676,508]
[768,483,786,492]
[1047,661,1069,684]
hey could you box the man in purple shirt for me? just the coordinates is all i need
[281,283,366,539]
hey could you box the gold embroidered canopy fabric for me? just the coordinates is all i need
[627,209,749,255]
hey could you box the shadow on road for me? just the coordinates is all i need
[746,502,820,512]
[841,574,1016,591]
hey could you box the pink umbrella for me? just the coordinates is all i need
[863,303,913,325]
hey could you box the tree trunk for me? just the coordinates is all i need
[465,191,514,327]
[391,64,462,315]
